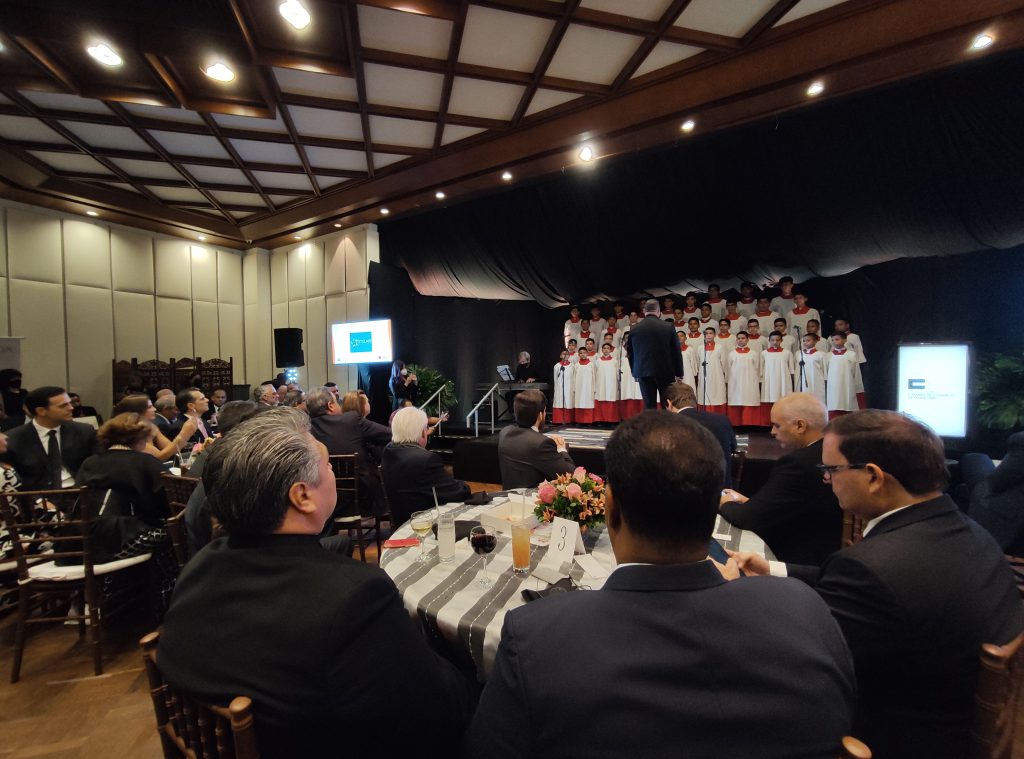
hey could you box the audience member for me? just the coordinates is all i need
[497,389,574,489]
[665,381,736,488]
[0,369,27,427]
[155,387,174,401]
[159,408,474,756]
[970,430,1024,558]
[389,360,418,411]
[731,410,1023,758]
[69,392,101,421]
[153,395,178,429]
[254,383,279,407]
[113,394,196,462]
[280,389,306,410]
[168,388,211,445]
[381,408,470,526]
[0,430,20,492]
[719,393,843,565]
[467,411,855,758]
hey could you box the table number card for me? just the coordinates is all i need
[548,517,585,562]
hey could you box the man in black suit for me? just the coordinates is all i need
[381,407,470,526]
[0,386,96,490]
[153,395,178,431]
[719,393,842,565]
[497,389,575,489]
[159,408,474,756]
[167,387,211,445]
[732,410,1024,758]
[467,411,855,759]
[665,381,736,488]
[627,299,684,409]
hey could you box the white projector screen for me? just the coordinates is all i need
[896,343,970,438]
[331,319,393,365]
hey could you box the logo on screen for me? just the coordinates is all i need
[349,332,372,353]
[908,379,926,389]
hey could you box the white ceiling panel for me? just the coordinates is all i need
[581,0,673,21]
[363,64,444,111]
[109,158,183,180]
[358,5,453,60]
[252,171,314,191]
[546,24,643,85]
[524,88,581,118]
[20,91,111,114]
[287,105,364,141]
[100,182,143,194]
[211,110,288,134]
[458,5,554,73]
[373,153,408,169]
[211,190,267,207]
[368,116,436,149]
[776,0,851,26]
[267,195,298,207]
[228,139,300,165]
[122,103,205,124]
[632,40,704,78]
[0,116,70,144]
[675,0,777,37]
[29,151,113,175]
[448,78,525,121]
[304,146,368,172]
[273,67,358,100]
[441,124,486,145]
[146,186,209,203]
[183,164,249,185]
[149,130,230,159]
[61,121,152,152]
[315,176,351,191]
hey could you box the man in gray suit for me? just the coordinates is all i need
[497,389,574,489]
[627,299,684,409]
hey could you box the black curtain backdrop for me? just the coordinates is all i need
[379,48,1024,308]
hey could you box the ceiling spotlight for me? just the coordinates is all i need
[806,80,825,97]
[435,191,445,200]
[578,145,595,162]
[279,0,311,29]
[204,62,235,82]
[87,43,122,67]
[501,171,513,181]
[86,210,98,217]
[971,33,994,51]
[380,208,390,215]
[334,223,342,228]
[293,235,302,240]
[681,119,696,133]
[197,235,206,241]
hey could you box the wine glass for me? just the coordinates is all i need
[470,525,497,588]
[410,509,435,563]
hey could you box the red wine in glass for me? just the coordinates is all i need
[470,526,497,588]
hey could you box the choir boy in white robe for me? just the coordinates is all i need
[603,317,623,349]
[566,339,579,363]
[770,276,797,317]
[563,305,583,347]
[618,334,643,420]
[552,349,575,424]
[745,320,768,352]
[625,311,640,332]
[697,303,717,335]
[704,283,727,320]
[727,331,763,426]
[715,319,737,354]
[796,333,829,404]
[722,300,747,336]
[588,306,607,341]
[773,318,798,355]
[697,327,728,415]
[787,292,820,339]
[583,339,598,368]
[661,296,677,323]
[593,343,620,423]
[611,302,628,328]
[826,333,859,419]
[681,293,701,321]
[737,282,758,318]
[676,331,700,397]
[684,318,704,351]
[572,347,597,424]
[761,331,795,426]
[577,319,596,352]
[834,319,867,408]
[806,319,822,342]
[671,307,689,333]
[753,297,782,336]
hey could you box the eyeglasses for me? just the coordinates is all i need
[816,463,869,482]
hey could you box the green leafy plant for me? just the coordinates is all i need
[406,364,457,412]
[976,353,1024,430]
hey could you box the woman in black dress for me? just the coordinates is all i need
[389,360,418,411]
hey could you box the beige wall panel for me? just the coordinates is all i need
[154,239,191,299]
[112,291,156,358]
[217,250,243,305]
[287,246,307,301]
[326,293,348,391]
[7,207,62,284]
[244,303,272,386]
[270,249,288,305]
[243,250,258,306]
[344,234,367,291]
[218,303,245,382]
[324,236,346,295]
[111,229,154,293]
[189,246,218,302]
[305,242,325,298]
[192,301,220,358]
[63,220,111,289]
[305,296,327,388]
[0,277,8,336]
[286,300,308,385]
[346,288,369,322]
[155,297,193,360]
[9,279,66,386]
[65,285,114,410]
[271,301,288,332]
[0,209,7,277]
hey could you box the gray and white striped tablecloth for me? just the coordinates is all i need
[381,499,771,681]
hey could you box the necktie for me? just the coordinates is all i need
[47,429,62,488]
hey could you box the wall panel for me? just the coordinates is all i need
[9,278,66,386]
[344,234,367,291]
[306,296,327,388]
[111,229,154,293]
[190,246,218,302]
[287,299,308,386]
[63,220,111,289]
[218,303,245,382]
[113,291,156,359]
[66,284,114,408]
[271,250,288,304]
[217,251,243,305]
[0,209,7,277]
[7,208,61,284]
[192,301,220,358]
[154,239,191,299]
[0,277,8,337]
[155,296,194,360]
[305,242,325,298]
[287,246,307,301]
[346,289,369,322]
[324,236,346,295]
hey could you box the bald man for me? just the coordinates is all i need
[719,393,843,565]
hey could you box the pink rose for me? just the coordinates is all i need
[192,442,204,453]
[537,484,556,504]
[573,467,587,483]
[566,483,583,500]
[591,474,603,485]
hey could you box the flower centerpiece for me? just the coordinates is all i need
[534,467,607,530]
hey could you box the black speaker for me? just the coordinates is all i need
[274,328,304,367]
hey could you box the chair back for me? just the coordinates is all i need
[329,454,360,520]
[970,631,1024,759]
[164,510,189,570]
[162,474,201,506]
[0,488,95,579]
[730,450,746,489]
[839,736,871,758]
[140,631,260,759]
[841,512,865,548]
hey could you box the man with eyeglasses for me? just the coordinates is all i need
[730,410,1022,759]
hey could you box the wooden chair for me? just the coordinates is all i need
[839,736,872,758]
[140,631,260,759]
[164,508,189,571]
[162,474,201,506]
[328,455,377,562]
[841,513,865,548]
[0,488,152,682]
[970,631,1024,759]
[730,450,746,490]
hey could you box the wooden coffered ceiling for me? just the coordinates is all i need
[0,0,1022,250]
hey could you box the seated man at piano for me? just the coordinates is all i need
[514,351,536,382]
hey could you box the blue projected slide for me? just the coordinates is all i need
[349,332,372,353]
[331,320,393,365]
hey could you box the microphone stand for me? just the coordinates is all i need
[701,345,709,409]
[795,326,806,392]
[558,364,566,424]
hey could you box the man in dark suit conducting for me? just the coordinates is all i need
[665,381,736,488]
[731,410,1024,758]
[468,411,856,759]
[1,386,96,490]
[497,389,575,489]
[719,392,843,565]
[627,299,683,409]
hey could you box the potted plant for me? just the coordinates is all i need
[405,364,457,412]
[976,353,1024,431]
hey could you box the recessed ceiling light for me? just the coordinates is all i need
[971,33,994,50]
[380,208,390,215]
[293,235,302,240]
[578,145,595,162]
[87,43,122,67]
[279,0,311,29]
[501,171,513,181]
[334,223,342,228]
[0,41,7,54]
[197,235,206,241]
[435,191,445,200]
[204,62,235,82]
[806,80,825,97]
[86,210,98,217]
[681,119,696,133]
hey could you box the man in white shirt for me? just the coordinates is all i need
[170,387,212,445]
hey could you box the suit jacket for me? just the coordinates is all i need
[75,449,170,528]
[497,426,575,489]
[719,438,842,564]
[466,562,855,759]
[678,407,737,488]
[159,534,475,758]
[310,412,393,513]
[168,414,214,446]
[0,420,96,490]
[789,495,1024,758]
[153,414,172,430]
[627,314,684,381]
[381,443,470,526]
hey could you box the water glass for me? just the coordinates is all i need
[437,512,456,563]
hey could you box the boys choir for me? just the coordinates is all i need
[558,279,867,426]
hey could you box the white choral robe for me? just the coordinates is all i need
[619,353,641,401]
[595,355,619,403]
[779,333,797,356]
[771,294,797,318]
[737,298,758,318]
[573,359,597,411]
[761,348,795,403]
[603,326,623,349]
[787,307,820,339]
[552,360,575,413]
[753,310,782,337]
[727,348,762,407]
[843,332,867,393]
[564,318,583,347]
[704,298,727,320]
[715,333,737,354]
[576,331,598,354]
[684,331,704,351]
[671,320,690,335]
[588,318,608,341]
[746,334,768,353]
[696,343,728,406]
[697,317,717,334]
[722,314,747,337]
[680,307,701,323]
[827,349,859,411]
[796,349,829,403]
[679,345,699,395]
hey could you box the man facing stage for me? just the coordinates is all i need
[498,389,574,489]
[627,300,684,410]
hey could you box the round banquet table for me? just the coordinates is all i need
[381,495,774,681]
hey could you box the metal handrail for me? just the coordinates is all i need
[466,383,499,437]
[418,386,446,435]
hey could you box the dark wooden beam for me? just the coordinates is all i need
[341,3,376,178]
[611,0,695,91]
[510,0,581,125]
[433,0,470,152]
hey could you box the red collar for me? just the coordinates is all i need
[673,321,687,327]
[683,307,698,314]
[735,347,750,353]
[580,331,591,337]
[727,314,742,320]
[607,326,617,333]
[718,332,731,338]
[679,344,688,351]
[703,343,716,350]
[755,310,772,316]
[767,347,783,352]
[699,318,713,323]
[804,349,816,354]
[600,356,613,361]
[688,331,700,338]
[740,297,755,303]
[578,358,591,364]
[569,316,580,323]
[560,361,571,366]
[792,306,809,314]
[833,349,846,355]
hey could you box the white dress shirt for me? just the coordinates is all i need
[32,419,74,488]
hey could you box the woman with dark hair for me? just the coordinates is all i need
[0,369,27,425]
[389,360,418,411]
[112,393,197,462]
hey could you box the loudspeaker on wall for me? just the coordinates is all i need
[274,327,304,367]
